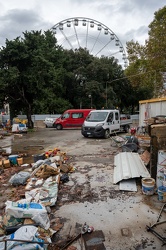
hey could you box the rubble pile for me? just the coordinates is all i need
[145,115,166,125]
[0,122,166,249]
[0,147,74,249]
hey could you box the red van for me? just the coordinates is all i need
[53,109,94,130]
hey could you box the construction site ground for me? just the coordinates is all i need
[0,127,166,250]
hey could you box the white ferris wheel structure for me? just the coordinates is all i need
[51,17,128,68]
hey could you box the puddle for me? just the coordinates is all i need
[0,132,45,164]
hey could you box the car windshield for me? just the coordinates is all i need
[86,112,108,122]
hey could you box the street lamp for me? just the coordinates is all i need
[105,73,109,108]
[75,74,87,108]
[88,94,92,108]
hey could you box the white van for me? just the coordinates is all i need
[81,109,132,139]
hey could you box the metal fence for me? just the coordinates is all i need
[1,113,138,124]
[0,114,61,123]
[31,114,61,122]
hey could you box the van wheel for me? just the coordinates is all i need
[56,124,63,130]
[104,129,110,139]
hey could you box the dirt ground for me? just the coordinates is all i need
[0,127,166,250]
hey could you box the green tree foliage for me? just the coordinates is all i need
[61,48,94,108]
[125,6,166,99]
[0,30,70,127]
[146,6,166,93]
[125,40,153,90]
[61,48,131,110]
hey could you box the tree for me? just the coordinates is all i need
[146,6,166,94]
[125,6,166,99]
[0,30,65,128]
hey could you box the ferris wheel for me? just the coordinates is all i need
[51,17,128,68]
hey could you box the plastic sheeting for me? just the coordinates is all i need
[5,201,50,229]
[0,225,47,250]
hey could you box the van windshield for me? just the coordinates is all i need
[86,112,108,122]
[62,113,70,119]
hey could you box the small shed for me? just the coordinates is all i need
[139,97,166,127]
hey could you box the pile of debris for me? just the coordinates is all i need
[0,148,75,249]
[145,115,166,125]
[0,126,166,249]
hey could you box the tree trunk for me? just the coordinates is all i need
[9,105,17,125]
[26,106,34,129]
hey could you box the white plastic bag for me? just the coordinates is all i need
[0,225,47,249]
[5,200,50,229]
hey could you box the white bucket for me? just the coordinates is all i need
[158,186,166,202]
[142,178,155,195]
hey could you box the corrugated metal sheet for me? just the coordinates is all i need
[113,152,150,184]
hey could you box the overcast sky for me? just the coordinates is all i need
[0,0,165,66]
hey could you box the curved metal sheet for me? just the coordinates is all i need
[113,152,150,184]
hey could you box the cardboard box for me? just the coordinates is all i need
[17,158,23,165]
[3,159,11,168]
